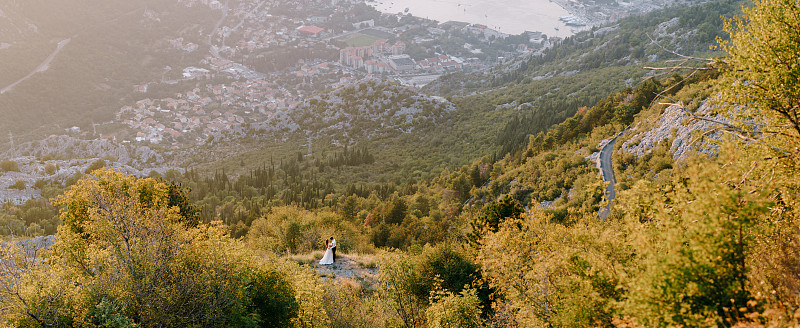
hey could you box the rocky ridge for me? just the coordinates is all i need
[0,135,179,204]
[621,101,723,161]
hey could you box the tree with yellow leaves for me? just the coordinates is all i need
[1,169,312,327]
[717,0,800,144]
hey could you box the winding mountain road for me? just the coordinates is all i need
[598,134,619,220]
[1,38,71,95]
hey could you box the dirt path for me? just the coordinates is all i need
[312,255,379,285]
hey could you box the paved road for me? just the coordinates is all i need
[598,134,618,220]
[1,38,71,95]
[208,0,229,47]
[229,0,268,33]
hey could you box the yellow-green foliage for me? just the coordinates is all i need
[373,244,488,327]
[321,278,393,328]
[425,281,483,328]
[616,142,769,327]
[274,260,331,328]
[614,138,675,191]
[0,169,318,327]
[247,205,370,255]
[377,250,427,327]
[8,180,25,190]
[717,0,800,138]
[477,207,629,327]
[0,160,19,172]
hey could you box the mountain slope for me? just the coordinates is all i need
[0,0,218,143]
[426,0,741,156]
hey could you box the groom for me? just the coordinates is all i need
[330,236,337,262]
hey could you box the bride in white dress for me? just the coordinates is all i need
[319,238,334,265]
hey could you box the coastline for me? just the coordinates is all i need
[367,0,578,37]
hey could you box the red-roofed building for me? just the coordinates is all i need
[297,25,324,37]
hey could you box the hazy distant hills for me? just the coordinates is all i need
[0,2,36,42]
[0,0,217,144]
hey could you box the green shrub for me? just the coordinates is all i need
[411,244,482,304]
[87,298,138,328]
[426,285,483,328]
[246,269,299,328]
[34,179,46,189]
[85,159,106,174]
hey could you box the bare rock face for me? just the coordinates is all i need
[0,135,178,205]
[621,102,723,161]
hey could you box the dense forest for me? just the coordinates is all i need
[3,0,800,326]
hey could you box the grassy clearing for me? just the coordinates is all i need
[286,250,325,266]
[340,33,382,47]
[345,252,379,269]
[285,251,378,267]
[360,28,393,39]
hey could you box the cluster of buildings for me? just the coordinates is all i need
[118,79,301,145]
[169,38,199,53]
[416,55,463,72]
[339,39,407,70]
[340,39,465,74]
[293,61,333,77]
[106,0,544,145]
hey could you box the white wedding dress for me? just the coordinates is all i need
[319,246,334,265]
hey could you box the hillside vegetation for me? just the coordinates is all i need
[428,0,739,156]
[5,0,800,326]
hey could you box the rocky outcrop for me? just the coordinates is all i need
[0,138,179,204]
[621,102,723,161]
[8,135,163,166]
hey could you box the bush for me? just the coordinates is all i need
[246,269,299,328]
[322,279,393,327]
[426,285,483,328]
[247,206,369,255]
[85,159,106,174]
[44,163,57,175]
[0,159,19,172]
[378,244,493,323]
[87,298,138,328]
[9,179,25,190]
[412,244,482,304]
[469,195,524,243]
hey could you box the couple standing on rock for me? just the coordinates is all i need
[319,237,337,265]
